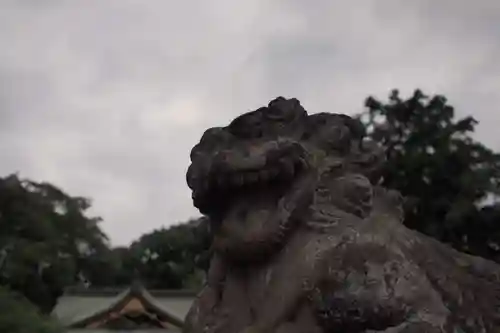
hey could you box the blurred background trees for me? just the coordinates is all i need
[358,89,500,260]
[0,174,110,312]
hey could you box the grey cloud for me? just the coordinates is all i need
[0,0,499,245]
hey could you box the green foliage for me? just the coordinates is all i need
[359,89,500,260]
[0,174,110,312]
[0,169,210,297]
[0,286,62,333]
[75,216,210,290]
[128,217,210,289]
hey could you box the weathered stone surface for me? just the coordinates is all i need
[184,97,500,333]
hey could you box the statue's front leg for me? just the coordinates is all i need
[184,254,227,333]
[239,279,303,333]
[246,237,323,333]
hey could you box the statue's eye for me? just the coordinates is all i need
[199,127,232,146]
[265,98,302,122]
[319,125,351,153]
[191,127,233,160]
[228,110,263,138]
[265,106,287,121]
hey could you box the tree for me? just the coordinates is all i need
[127,217,211,289]
[0,286,62,333]
[0,174,110,312]
[358,89,500,260]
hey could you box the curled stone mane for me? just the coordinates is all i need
[184,97,500,333]
[186,97,383,263]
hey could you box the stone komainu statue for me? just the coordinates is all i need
[184,97,500,333]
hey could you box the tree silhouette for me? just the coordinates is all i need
[358,89,500,260]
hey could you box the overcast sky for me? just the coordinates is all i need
[1,0,499,246]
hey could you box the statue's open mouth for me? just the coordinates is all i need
[187,139,309,218]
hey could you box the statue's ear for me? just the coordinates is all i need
[372,187,405,222]
[348,140,386,184]
[316,167,374,219]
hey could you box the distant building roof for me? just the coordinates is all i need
[51,281,197,331]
